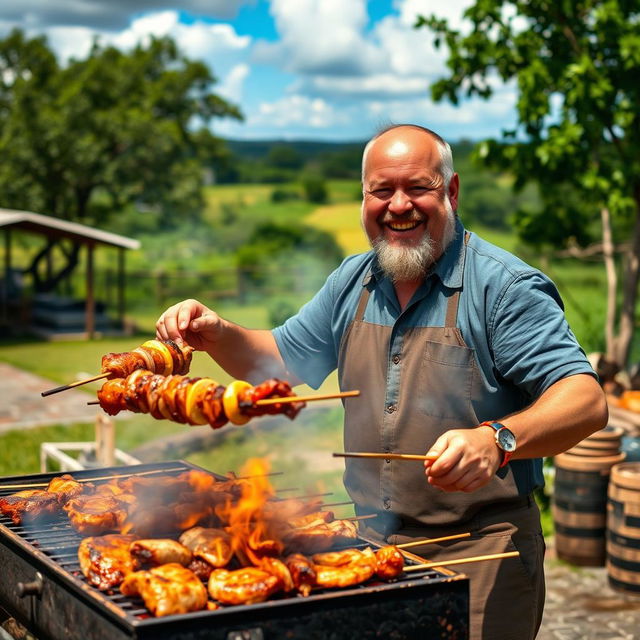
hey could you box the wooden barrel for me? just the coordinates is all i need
[607,462,640,594]
[553,452,625,566]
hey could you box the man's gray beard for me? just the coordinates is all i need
[372,207,457,284]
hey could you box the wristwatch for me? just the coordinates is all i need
[480,421,516,468]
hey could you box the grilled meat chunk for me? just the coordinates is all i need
[130,539,192,567]
[0,490,59,525]
[208,567,282,605]
[178,527,233,568]
[64,493,131,535]
[121,563,208,617]
[46,474,87,504]
[78,534,140,590]
[284,553,317,596]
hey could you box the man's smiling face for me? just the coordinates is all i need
[361,127,459,282]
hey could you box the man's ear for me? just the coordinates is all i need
[448,173,460,211]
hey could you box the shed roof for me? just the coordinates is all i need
[0,209,141,250]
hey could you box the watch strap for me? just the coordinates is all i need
[479,421,513,468]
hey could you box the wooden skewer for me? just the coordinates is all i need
[333,452,439,462]
[404,550,520,572]
[0,466,187,490]
[42,372,111,397]
[396,532,472,549]
[344,514,377,522]
[88,390,362,408]
[321,500,354,508]
[254,390,360,406]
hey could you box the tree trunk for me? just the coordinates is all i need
[612,203,640,367]
[601,207,617,361]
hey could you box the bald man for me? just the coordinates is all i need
[157,125,607,639]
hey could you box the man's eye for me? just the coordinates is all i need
[372,189,392,197]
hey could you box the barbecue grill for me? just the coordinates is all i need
[0,461,469,640]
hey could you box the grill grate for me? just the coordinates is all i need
[0,461,469,640]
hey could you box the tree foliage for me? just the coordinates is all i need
[417,1,640,366]
[0,29,242,227]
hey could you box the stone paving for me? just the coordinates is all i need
[0,362,640,638]
[538,545,640,639]
[0,361,97,433]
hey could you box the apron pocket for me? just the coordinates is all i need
[418,340,477,419]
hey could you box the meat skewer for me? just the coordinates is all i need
[92,371,358,428]
[41,339,194,397]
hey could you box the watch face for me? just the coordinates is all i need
[497,428,516,452]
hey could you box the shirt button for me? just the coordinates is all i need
[386,404,397,414]
[392,354,401,365]
[383,499,391,509]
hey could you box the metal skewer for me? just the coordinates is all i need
[333,452,439,462]
[404,550,520,572]
[42,372,111,397]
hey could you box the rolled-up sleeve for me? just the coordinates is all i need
[490,272,596,399]
[272,271,339,389]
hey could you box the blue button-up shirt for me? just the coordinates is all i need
[273,218,595,489]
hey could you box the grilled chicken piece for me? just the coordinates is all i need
[121,563,208,617]
[46,474,87,504]
[375,545,404,579]
[312,547,377,588]
[178,527,233,568]
[0,490,60,525]
[64,494,130,535]
[283,518,358,553]
[284,553,317,596]
[78,534,140,590]
[208,567,282,605]
[130,539,192,567]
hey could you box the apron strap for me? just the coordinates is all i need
[444,231,470,330]
[354,273,373,322]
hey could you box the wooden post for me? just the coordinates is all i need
[117,247,125,331]
[2,228,10,325]
[95,413,115,467]
[85,242,95,338]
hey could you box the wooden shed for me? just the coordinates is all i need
[0,209,140,339]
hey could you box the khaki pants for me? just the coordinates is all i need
[389,497,546,640]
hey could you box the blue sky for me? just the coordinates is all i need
[0,0,518,142]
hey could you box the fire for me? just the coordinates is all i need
[217,458,284,567]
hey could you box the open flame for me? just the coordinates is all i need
[217,458,285,566]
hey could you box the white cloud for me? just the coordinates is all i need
[254,0,384,75]
[218,63,250,103]
[249,94,350,130]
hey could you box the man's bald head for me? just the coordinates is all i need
[362,124,454,191]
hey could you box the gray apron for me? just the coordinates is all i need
[337,242,545,639]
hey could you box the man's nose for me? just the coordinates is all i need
[388,190,412,214]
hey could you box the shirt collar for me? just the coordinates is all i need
[363,216,467,290]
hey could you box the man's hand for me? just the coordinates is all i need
[156,299,223,352]
[423,426,501,492]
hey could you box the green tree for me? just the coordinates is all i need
[0,29,242,228]
[417,1,640,368]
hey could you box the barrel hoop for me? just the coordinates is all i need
[555,469,610,484]
[607,532,640,550]
[608,576,640,593]
[555,483,609,498]
[554,523,606,538]
[607,553,640,573]
[607,498,640,526]
[554,498,607,513]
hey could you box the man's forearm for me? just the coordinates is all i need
[204,320,296,385]
[500,373,609,459]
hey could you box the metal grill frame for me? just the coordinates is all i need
[0,461,469,640]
